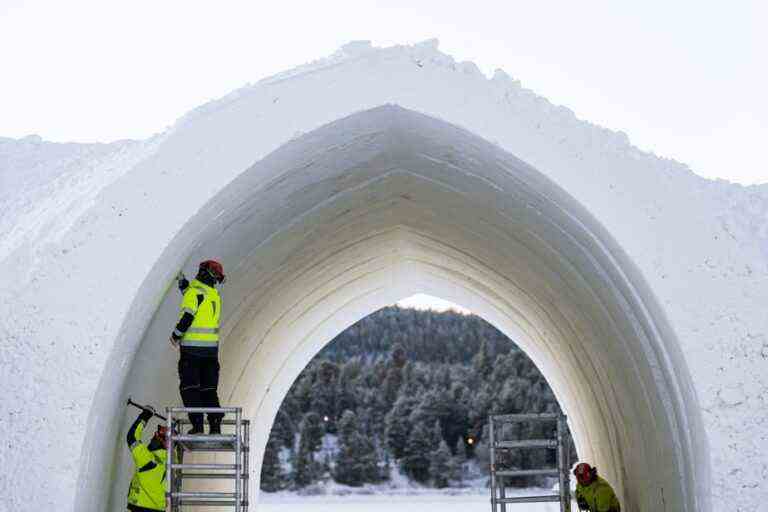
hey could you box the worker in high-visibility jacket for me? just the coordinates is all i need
[126,408,168,512]
[169,260,226,434]
[573,462,621,512]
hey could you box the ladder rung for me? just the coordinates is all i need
[173,434,237,442]
[171,492,236,499]
[495,495,561,504]
[496,468,560,477]
[177,419,250,425]
[170,463,238,470]
[176,500,248,507]
[178,444,250,453]
[169,406,241,413]
[180,472,249,479]
[495,439,557,449]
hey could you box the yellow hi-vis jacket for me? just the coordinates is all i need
[575,476,621,512]
[127,420,167,511]
[179,279,221,348]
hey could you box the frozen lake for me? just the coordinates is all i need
[258,493,563,512]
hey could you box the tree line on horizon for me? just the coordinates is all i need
[260,306,570,492]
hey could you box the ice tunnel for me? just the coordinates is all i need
[82,106,703,511]
[5,41,767,512]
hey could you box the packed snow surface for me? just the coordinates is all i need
[259,493,559,512]
[1,40,767,512]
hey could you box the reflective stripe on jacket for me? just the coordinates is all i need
[127,420,167,511]
[179,279,221,347]
[575,476,621,512]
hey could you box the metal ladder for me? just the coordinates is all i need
[166,407,249,511]
[489,413,571,512]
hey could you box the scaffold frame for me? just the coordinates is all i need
[165,407,250,511]
[489,413,571,512]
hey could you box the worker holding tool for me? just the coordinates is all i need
[125,401,169,512]
[573,462,621,512]
[169,260,226,435]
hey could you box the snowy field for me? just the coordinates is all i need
[259,493,563,512]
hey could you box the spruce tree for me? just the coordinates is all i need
[334,410,380,486]
[385,395,416,459]
[293,439,316,488]
[271,410,295,450]
[402,421,432,483]
[472,338,493,378]
[293,412,323,488]
[454,437,467,483]
[260,433,286,492]
[430,440,454,488]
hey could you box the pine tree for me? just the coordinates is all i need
[430,440,454,488]
[293,412,323,488]
[300,412,324,452]
[260,433,286,492]
[454,437,467,483]
[310,361,339,432]
[293,439,316,488]
[334,410,380,486]
[472,338,493,378]
[402,421,432,483]
[271,410,295,450]
[385,395,416,459]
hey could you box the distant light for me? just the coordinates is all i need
[467,437,475,445]
[323,415,329,422]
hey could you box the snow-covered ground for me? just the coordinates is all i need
[259,492,560,512]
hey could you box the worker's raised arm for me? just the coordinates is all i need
[126,410,155,469]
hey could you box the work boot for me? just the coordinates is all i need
[209,417,222,435]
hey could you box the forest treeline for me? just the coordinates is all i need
[261,306,569,492]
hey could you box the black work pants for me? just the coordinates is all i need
[178,352,224,427]
[128,505,163,512]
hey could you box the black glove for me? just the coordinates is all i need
[139,408,154,422]
[576,497,588,511]
[178,273,189,293]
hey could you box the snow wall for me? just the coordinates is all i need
[1,40,767,512]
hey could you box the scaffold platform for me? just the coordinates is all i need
[166,407,250,511]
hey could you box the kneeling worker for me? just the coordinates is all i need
[574,462,621,512]
[169,260,226,434]
[126,407,168,512]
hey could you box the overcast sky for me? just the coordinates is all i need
[1,0,766,185]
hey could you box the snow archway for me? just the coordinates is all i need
[97,106,704,511]
[5,41,767,512]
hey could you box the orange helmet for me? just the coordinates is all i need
[574,462,597,486]
[200,260,226,283]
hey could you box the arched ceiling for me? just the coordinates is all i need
[103,106,706,511]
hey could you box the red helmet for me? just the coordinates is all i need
[573,462,596,485]
[154,425,169,449]
[200,260,226,283]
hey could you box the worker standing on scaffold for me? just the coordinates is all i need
[169,260,226,435]
[574,462,621,512]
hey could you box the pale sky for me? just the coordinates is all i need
[396,294,471,314]
[1,0,766,188]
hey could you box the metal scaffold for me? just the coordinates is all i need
[166,407,250,511]
[488,413,571,512]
